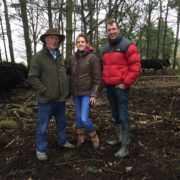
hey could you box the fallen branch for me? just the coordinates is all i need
[129,111,162,119]
[4,138,16,149]
[101,167,123,174]
[55,159,104,166]
[0,117,30,120]
[24,95,35,105]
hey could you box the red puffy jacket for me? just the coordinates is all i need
[102,35,141,87]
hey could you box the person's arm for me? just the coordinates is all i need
[122,44,141,87]
[90,55,102,98]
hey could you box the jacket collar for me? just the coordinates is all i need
[75,49,90,57]
[42,45,61,58]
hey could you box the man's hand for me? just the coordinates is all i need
[115,83,126,89]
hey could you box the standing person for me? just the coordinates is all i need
[28,28,74,161]
[102,19,141,157]
[68,33,101,149]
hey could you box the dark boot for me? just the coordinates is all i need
[107,124,122,145]
[89,130,99,149]
[76,128,85,148]
[114,130,130,157]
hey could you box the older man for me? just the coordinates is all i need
[28,28,74,161]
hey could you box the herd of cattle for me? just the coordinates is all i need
[0,62,28,93]
[0,59,171,92]
[141,59,170,74]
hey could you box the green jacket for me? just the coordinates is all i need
[28,47,69,103]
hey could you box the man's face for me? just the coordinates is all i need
[106,22,119,40]
[45,35,59,50]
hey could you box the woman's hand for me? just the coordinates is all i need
[90,97,96,106]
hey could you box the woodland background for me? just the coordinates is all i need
[0,1,180,179]
[0,0,180,70]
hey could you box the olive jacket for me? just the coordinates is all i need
[28,47,69,103]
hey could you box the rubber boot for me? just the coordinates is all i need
[89,130,99,149]
[107,124,122,145]
[76,128,85,148]
[114,130,130,157]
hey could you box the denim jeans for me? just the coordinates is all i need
[107,85,130,131]
[73,96,94,132]
[36,101,67,152]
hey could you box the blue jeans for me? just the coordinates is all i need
[73,96,94,132]
[36,101,67,152]
[107,85,130,131]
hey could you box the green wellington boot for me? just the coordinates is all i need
[107,124,122,145]
[114,130,130,158]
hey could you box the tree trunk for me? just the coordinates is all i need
[87,0,94,44]
[2,0,15,63]
[173,3,180,69]
[48,0,53,28]
[162,0,170,59]
[95,0,99,55]
[66,0,73,59]
[0,48,2,63]
[19,0,32,68]
[0,16,8,62]
[156,0,162,59]
[57,0,65,57]
[146,0,152,59]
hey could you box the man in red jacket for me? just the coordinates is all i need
[102,19,141,157]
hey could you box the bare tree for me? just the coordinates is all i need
[0,48,2,63]
[170,0,180,69]
[66,0,73,59]
[2,0,15,63]
[27,0,46,54]
[146,0,158,59]
[173,3,180,69]
[19,0,32,68]
[0,16,8,62]
[47,0,53,28]
[162,0,170,59]
[156,0,162,58]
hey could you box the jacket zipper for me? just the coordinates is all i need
[79,73,88,78]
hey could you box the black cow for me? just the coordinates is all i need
[0,62,28,92]
[141,59,170,74]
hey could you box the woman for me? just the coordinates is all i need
[68,33,101,149]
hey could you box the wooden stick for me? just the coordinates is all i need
[4,138,16,149]
[55,159,104,166]
[24,94,35,105]
[101,167,123,174]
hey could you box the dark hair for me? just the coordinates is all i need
[76,33,88,43]
[105,19,119,30]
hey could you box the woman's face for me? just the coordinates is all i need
[76,37,87,51]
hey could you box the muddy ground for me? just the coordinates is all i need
[0,71,180,180]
